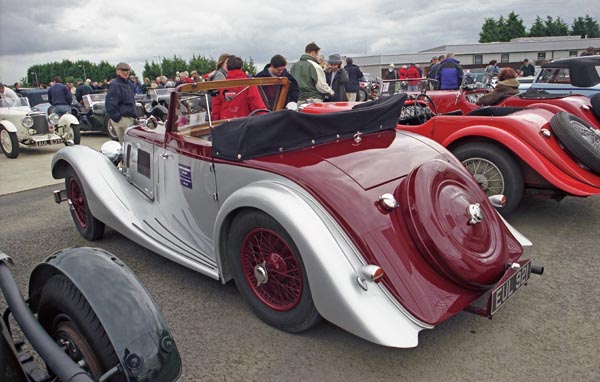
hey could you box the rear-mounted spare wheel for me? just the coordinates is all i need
[399,159,509,289]
[550,111,600,174]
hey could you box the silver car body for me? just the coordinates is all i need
[52,139,431,348]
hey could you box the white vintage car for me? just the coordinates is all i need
[0,96,80,158]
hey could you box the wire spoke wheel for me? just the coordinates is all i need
[462,157,505,195]
[230,210,321,333]
[241,227,303,311]
[68,177,88,228]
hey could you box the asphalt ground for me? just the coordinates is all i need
[0,136,599,381]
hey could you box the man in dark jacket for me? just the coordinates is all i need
[75,79,92,105]
[255,54,300,109]
[48,76,73,116]
[343,57,363,102]
[435,53,463,90]
[324,54,348,102]
[106,62,137,143]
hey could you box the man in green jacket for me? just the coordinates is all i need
[290,42,334,103]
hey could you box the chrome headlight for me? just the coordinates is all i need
[22,116,34,128]
[144,103,152,113]
[100,141,122,164]
[48,113,60,125]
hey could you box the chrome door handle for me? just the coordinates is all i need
[160,153,172,160]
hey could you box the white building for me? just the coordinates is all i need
[351,36,600,78]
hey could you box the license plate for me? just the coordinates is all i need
[36,138,62,147]
[490,260,531,315]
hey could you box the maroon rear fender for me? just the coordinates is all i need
[399,159,509,289]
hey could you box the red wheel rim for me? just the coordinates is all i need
[241,228,303,311]
[68,178,87,228]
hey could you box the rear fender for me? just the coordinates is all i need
[215,180,430,348]
[0,120,18,133]
[28,247,181,382]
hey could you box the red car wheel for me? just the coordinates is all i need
[65,168,105,240]
[399,159,509,289]
[230,210,321,333]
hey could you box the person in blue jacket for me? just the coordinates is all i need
[436,53,464,90]
[106,62,137,143]
[48,76,73,116]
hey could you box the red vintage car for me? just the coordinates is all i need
[302,95,600,215]
[417,85,600,130]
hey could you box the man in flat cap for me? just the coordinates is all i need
[106,62,137,142]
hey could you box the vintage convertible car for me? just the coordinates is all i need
[72,93,118,141]
[417,84,600,130]
[302,96,600,215]
[1,247,181,381]
[0,96,80,158]
[51,78,542,348]
[518,55,600,97]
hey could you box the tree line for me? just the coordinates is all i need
[479,13,599,43]
[23,55,258,87]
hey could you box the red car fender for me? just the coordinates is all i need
[441,125,600,196]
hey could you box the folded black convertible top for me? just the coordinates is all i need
[212,93,406,161]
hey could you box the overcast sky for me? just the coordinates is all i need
[0,0,597,84]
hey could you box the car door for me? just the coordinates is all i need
[152,111,219,271]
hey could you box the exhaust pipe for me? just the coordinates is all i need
[531,264,544,275]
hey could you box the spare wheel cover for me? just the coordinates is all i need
[400,159,508,289]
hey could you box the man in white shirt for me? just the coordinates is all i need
[0,83,19,106]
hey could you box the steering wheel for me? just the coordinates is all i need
[415,93,438,115]
[248,108,272,117]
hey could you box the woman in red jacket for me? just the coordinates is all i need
[211,55,266,120]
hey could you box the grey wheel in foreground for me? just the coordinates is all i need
[105,118,118,141]
[37,275,120,381]
[0,126,19,158]
[229,210,321,333]
[65,167,105,240]
[550,111,600,174]
[453,142,523,216]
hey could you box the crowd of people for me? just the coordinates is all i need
[6,42,597,137]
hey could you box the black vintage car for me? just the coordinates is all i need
[0,247,182,381]
[74,93,119,140]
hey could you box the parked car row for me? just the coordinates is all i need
[6,56,596,375]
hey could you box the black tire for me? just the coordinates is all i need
[550,111,600,174]
[358,88,368,101]
[229,210,321,333]
[0,126,19,158]
[61,123,81,145]
[65,167,105,240]
[453,143,524,215]
[105,118,118,141]
[37,275,119,381]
